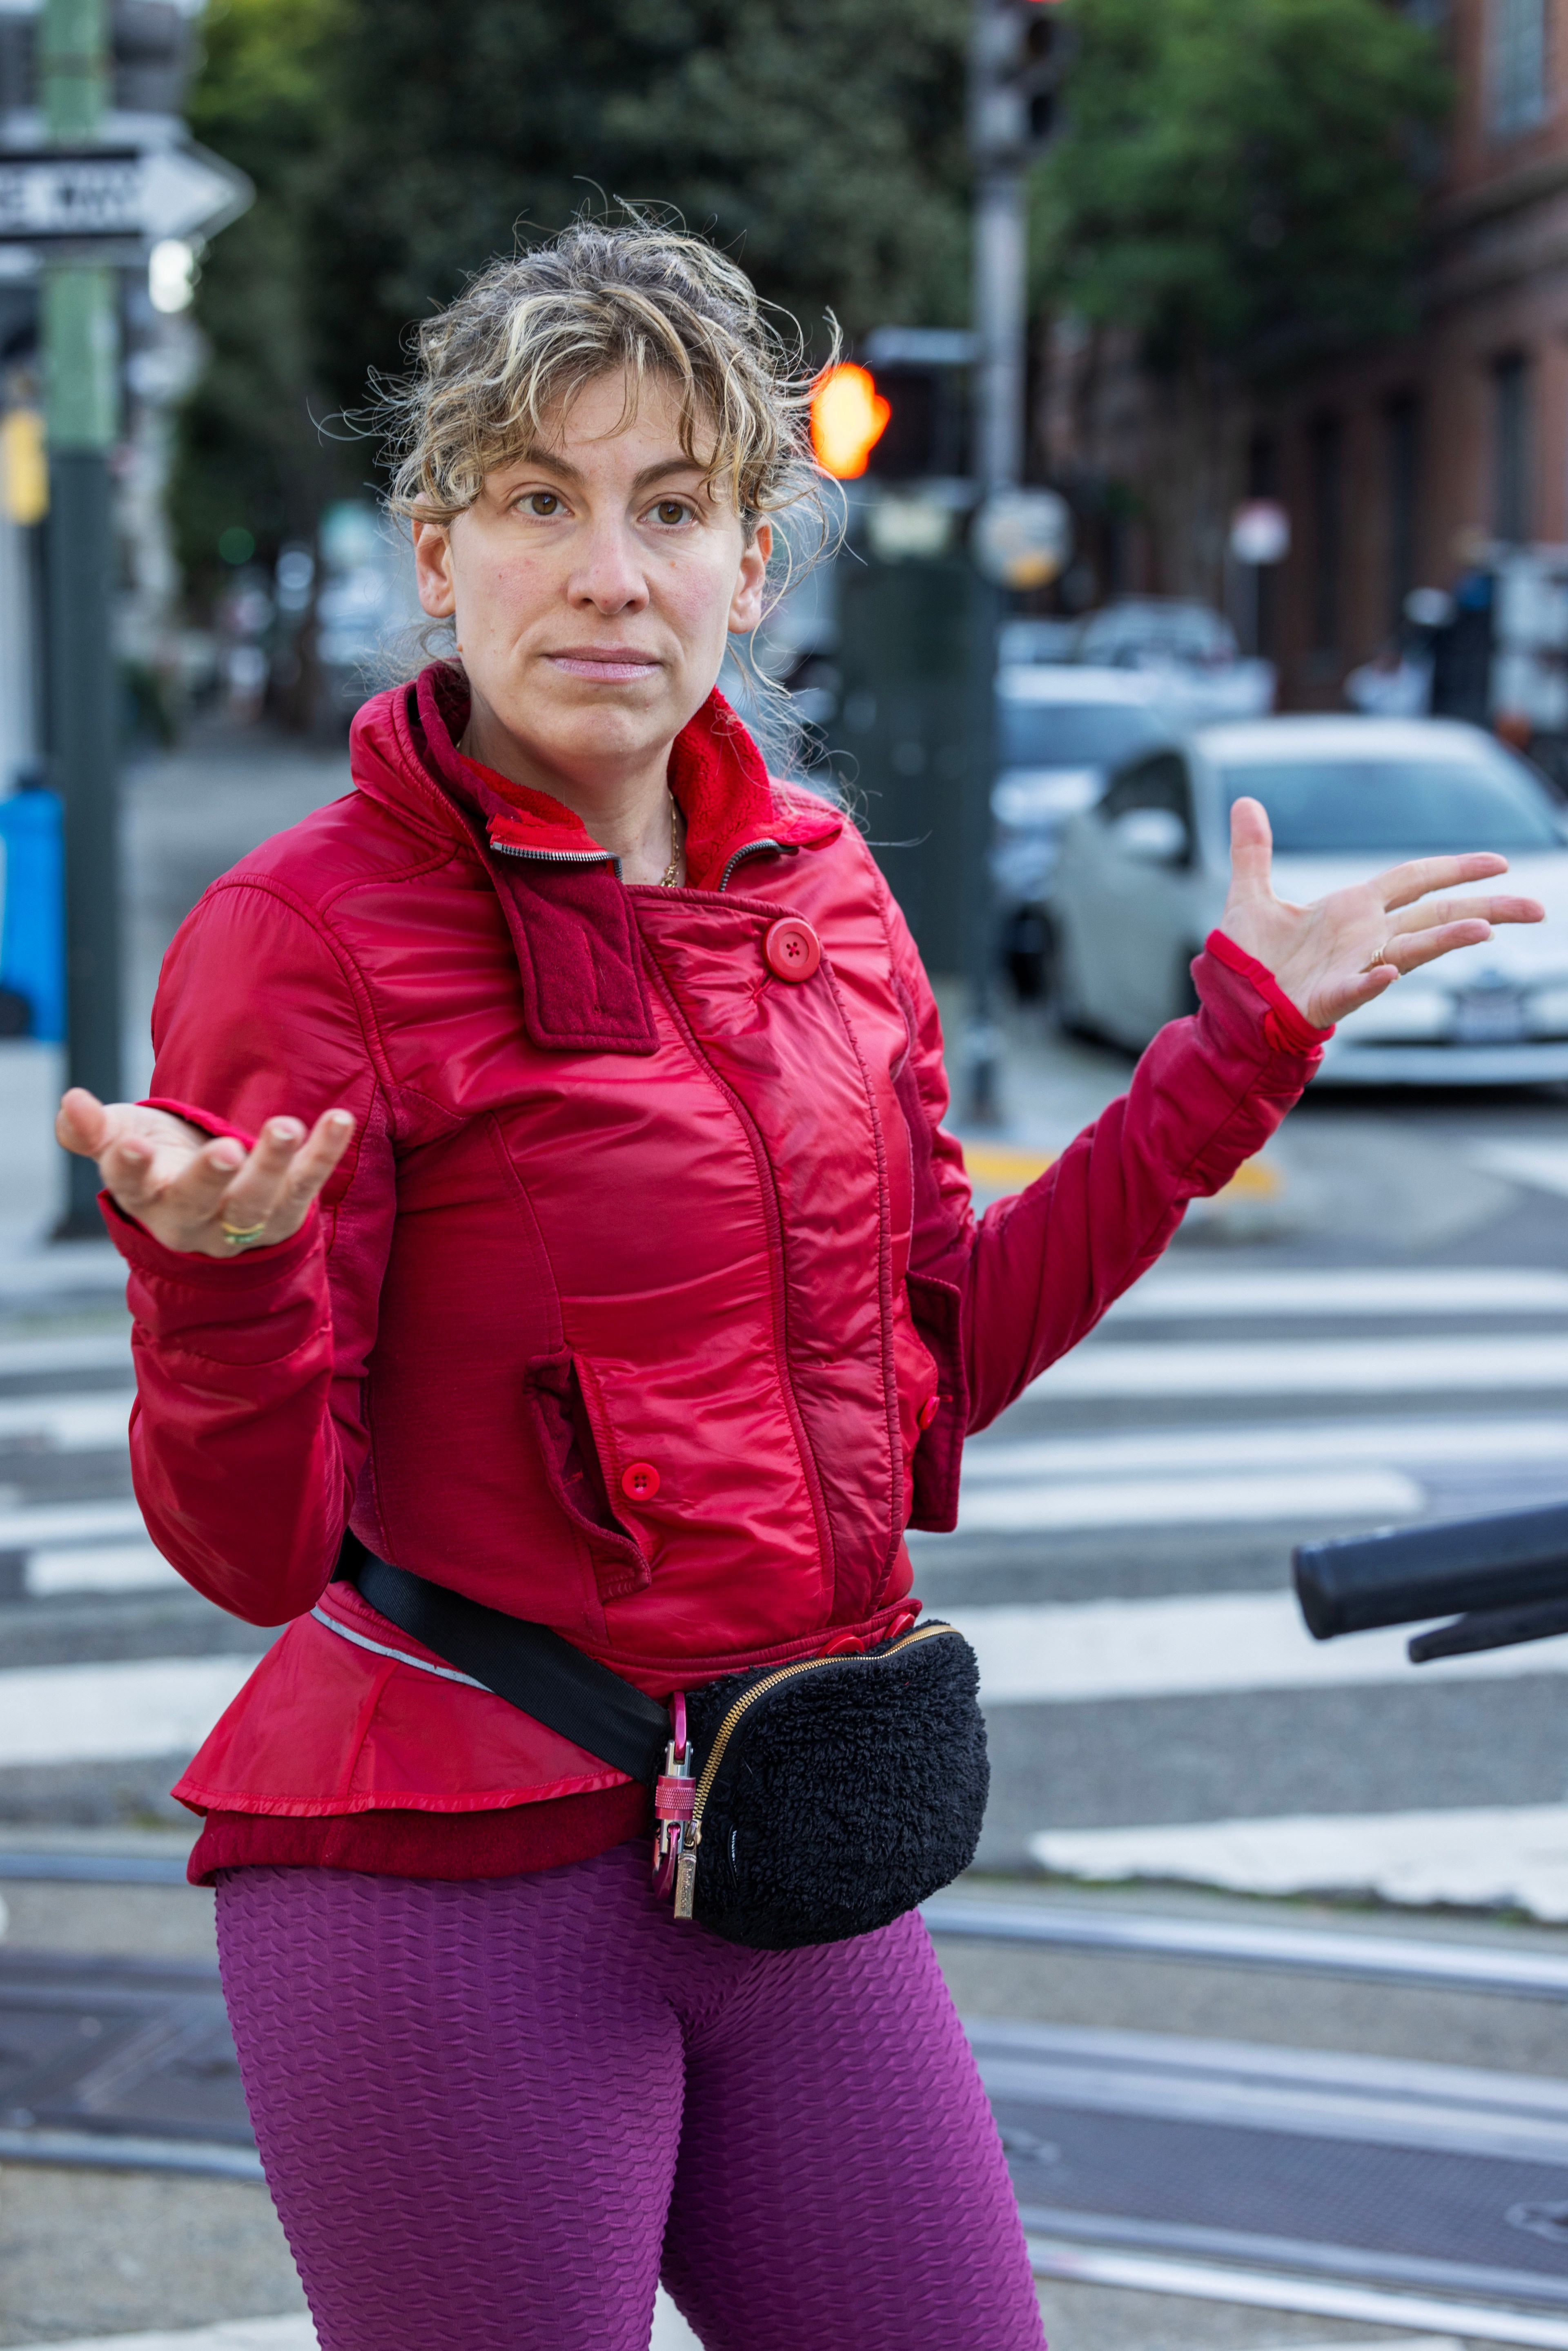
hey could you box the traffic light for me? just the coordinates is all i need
[969,0,1074,170]
[812,332,974,486]
[811,364,890,480]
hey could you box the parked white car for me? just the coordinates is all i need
[1047,716,1568,1084]
[991,667,1176,997]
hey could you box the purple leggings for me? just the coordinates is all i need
[216,1840,1044,2351]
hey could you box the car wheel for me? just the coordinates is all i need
[1002,904,1049,1003]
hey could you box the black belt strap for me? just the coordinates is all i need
[336,1543,672,1785]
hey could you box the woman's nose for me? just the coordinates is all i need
[568,526,649,615]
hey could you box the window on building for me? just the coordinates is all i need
[1384,395,1421,627]
[1490,0,1548,140]
[1494,353,1531,543]
[1308,413,1343,656]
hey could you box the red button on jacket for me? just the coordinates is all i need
[917,1395,942,1432]
[621,1461,660,1501]
[764,917,821,982]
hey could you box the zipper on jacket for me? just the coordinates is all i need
[490,841,620,874]
[672,1622,960,1919]
[717,839,798,893]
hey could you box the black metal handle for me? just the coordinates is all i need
[1293,1502,1568,1641]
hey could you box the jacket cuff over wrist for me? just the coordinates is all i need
[1205,929,1335,1055]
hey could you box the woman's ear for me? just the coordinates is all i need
[412,516,457,619]
[727,518,772,637]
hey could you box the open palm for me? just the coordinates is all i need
[1218,796,1546,1031]
[56,1091,355,1260]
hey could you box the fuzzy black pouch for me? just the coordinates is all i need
[675,1622,989,1950]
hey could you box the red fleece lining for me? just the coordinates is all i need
[1205,929,1334,1055]
[414,660,836,889]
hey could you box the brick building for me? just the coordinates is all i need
[1042,0,1568,713]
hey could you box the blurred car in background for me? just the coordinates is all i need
[991,666,1175,995]
[1069,596,1276,721]
[1047,715,1568,1083]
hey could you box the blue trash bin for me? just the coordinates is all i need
[0,784,65,1043]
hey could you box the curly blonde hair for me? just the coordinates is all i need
[380,211,836,555]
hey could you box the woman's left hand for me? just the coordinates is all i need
[1218,795,1547,1030]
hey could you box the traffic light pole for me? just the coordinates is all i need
[43,0,124,1238]
[974,167,1026,496]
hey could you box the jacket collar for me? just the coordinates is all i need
[347,664,840,1057]
[399,661,839,890]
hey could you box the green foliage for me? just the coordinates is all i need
[1034,0,1452,368]
[171,0,973,599]
[170,0,354,604]
[302,0,972,413]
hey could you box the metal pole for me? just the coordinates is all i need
[974,167,1027,493]
[965,8,1029,1123]
[42,0,123,1238]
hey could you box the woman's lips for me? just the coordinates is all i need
[546,651,662,682]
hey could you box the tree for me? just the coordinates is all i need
[169,0,354,606]
[1035,0,1451,367]
[1030,0,1451,596]
[303,0,972,416]
[172,0,974,610]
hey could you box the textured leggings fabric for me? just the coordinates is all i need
[216,1841,1045,2351]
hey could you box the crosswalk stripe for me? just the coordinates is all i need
[0,1498,147,1548]
[945,1592,1568,1704]
[962,1414,1568,1482]
[1107,1266,1568,1318]
[0,1332,131,1377]
[1028,1803,1568,1921]
[0,1391,132,1448]
[944,1467,1422,1533]
[0,1655,254,1766]
[1472,1141,1568,1200]
[1030,1334,1568,1399]
[24,1542,178,1596]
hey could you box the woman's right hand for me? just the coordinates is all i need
[56,1088,356,1260]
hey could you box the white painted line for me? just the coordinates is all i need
[0,1391,132,1449]
[952,1468,1422,1533]
[1025,2239,1568,2349]
[0,1655,255,1766]
[1110,1265,1568,1318]
[1028,1803,1568,1921]
[2,2324,315,2351]
[962,1414,1568,1483]
[24,1542,179,1596]
[1030,1334,1568,1399]
[0,1332,131,1376]
[1473,1141,1568,1201]
[944,1590,1568,1704]
[0,1499,146,1549]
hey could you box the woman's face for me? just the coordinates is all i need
[412,368,771,787]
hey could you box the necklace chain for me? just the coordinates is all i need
[658,793,682,888]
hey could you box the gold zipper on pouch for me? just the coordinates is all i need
[670,1622,960,1921]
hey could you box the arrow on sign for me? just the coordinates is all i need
[0,141,252,245]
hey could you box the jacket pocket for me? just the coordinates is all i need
[904,1272,966,1534]
[522,1351,653,1603]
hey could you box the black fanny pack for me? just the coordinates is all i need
[335,1544,989,1951]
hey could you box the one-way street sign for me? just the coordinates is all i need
[0,140,252,247]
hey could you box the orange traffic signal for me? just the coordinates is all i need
[811,363,891,480]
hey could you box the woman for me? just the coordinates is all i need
[59,220,1539,2351]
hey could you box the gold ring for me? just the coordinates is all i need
[219,1220,269,1249]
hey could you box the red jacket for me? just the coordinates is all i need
[107,666,1326,1882]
